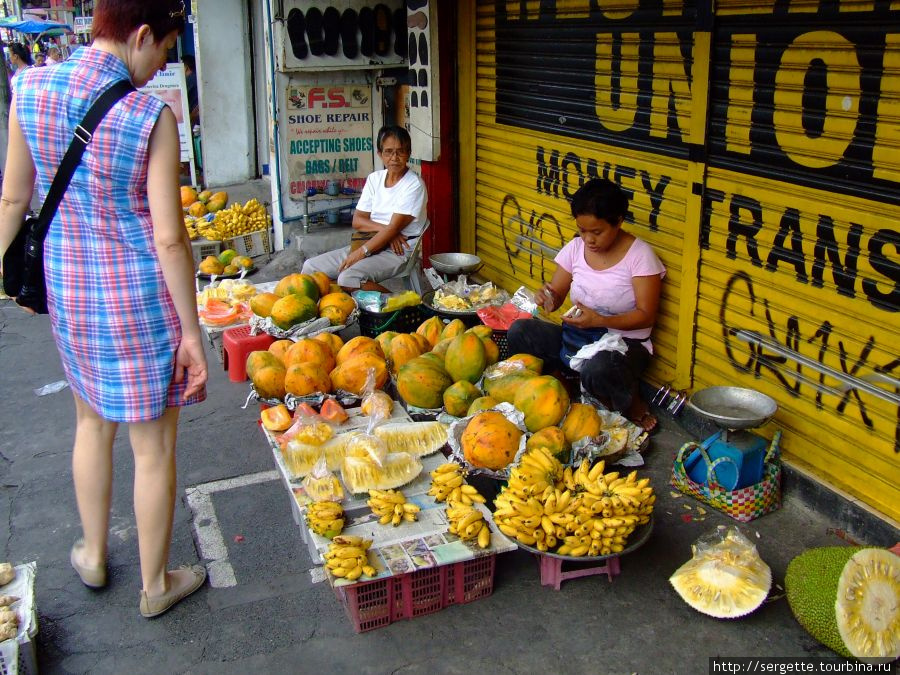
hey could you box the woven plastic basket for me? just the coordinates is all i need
[358,305,422,338]
[492,329,509,361]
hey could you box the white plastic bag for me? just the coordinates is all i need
[569,333,628,372]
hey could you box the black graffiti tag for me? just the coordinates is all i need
[499,193,566,284]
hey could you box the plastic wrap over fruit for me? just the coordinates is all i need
[301,454,345,502]
[669,526,772,619]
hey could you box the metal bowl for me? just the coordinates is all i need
[687,386,778,430]
[429,252,483,276]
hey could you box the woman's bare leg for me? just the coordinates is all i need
[72,393,117,568]
[128,407,180,596]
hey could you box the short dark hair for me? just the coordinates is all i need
[376,125,411,153]
[92,0,185,44]
[570,178,629,225]
[10,43,32,65]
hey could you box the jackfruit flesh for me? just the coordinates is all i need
[341,453,422,494]
[372,421,448,457]
[835,548,900,660]
[669,532,772,618]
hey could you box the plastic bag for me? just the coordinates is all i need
[569,333,628,372]
[509,286,540,316]
[359,368,394,421]
[301,453,345,502]
[669,526,772,619]
[276,404,332,447]
[382,290,421,312]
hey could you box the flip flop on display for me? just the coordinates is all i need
[407,11,428,30]
[418,69,427,87]
[410,91,418,108]
[322,6,340,56]
[305,6,325,57]
[340,8,359,59]
[393,7,408,57]
[407,0,427,10]
[408,32,417,65]
[359,6,375,57]
[421,91,428,107]
[418,32,429,66]
[286,8,307,60]
[373,4,392,56]
[407,69,417,86]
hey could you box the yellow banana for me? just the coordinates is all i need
[477,525,491,549]
[569,545,589,557]
[346,565,363,581]
[457,510,483,530]
[588,460,606,482]
[362,565,376,577]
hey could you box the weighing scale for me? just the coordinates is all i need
[428,252,483,283]
[684,387,778,490]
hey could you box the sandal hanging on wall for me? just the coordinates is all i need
[323,7,341,56]
[305,7,326,56]
[373,4,392,56]
[393,7,408,57]
[359,6,375,57]
[286,8,307,60]
[340,8,359,59]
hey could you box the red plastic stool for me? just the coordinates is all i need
[222,325,275,382]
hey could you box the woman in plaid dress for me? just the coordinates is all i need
[0,0,207,617]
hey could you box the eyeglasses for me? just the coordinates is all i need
[169,0,186,19]
[380,148,409,158]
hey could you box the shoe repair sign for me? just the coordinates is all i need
[275,0,406,71]
[284,84,374,198]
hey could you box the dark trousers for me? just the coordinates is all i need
[506,318,651,413]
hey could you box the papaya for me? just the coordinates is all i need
[409,332,432,354]
[206,197,226,213]
[560,402,604,445]
[260,404,293,432]
[439,318,467,342]
[197,189,213,204]
[513,375,571,432]
[188,201,208,218]
[419,352,445,367]
[443,381,483,418]
[483,370,539,404]
[388,333,422,373]
[311,271,332,298]
[319,398,348,425]
[506,353,544,374]
[274,273,319,301]
[374,331,398,360]
[329,351,389,394]
[319,305,348,326]
[431,338,453,358]
[284,362,332,396]
[251,365,287,400]
[416,316,444,348]
[318,291,356,317]
[181,186,198,207]
[466,324,493,340]
[396,357,454,409]
[311,331,344,357]
[336,335,384,365]
[481,338,500,366]
[467,395,499,416]
[526,426,569,462]
[211,190,228,203]
[270,294,317,330]
[267,339,294,366]
[461,411,522,470]
[293,402,319,419]
[250,292,280,318]
[246,350,284,380]
[444,333,487,384]
[286,338,335,373]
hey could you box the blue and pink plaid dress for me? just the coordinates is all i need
[14,47,206,422]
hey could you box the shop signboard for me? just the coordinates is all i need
[73,16,92,34]
[284,83,374,200]
[140,63,198,186]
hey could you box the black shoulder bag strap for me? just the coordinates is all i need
[30,79,136,241]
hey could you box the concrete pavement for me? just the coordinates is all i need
[0,245,897,675]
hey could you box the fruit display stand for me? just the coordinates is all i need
[200,281,277,363]
[515,517,654,590]
[0,562,39,675]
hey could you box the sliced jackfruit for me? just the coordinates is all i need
[341,453,423,494]
[836,548,900,659]
[372,421,448,457]
[282,431,362,478]
[785,546,867,658]
[669,528,771,618]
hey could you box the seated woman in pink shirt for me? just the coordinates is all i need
[506,178,666,431]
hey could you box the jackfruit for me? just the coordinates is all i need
[372,421,448,457]
[785,546,899,660]
[669,527,771,618]
[341,453,423,494]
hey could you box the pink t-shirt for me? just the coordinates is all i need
[554,236,666,344]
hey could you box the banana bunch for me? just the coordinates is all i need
[446,501,492,549]
[493,456,655,556]
[367,488,420,526]
[323,535,376,581]
[184,215,202,240]
[504,447,564,500]
[211,198,270,239]
[306,500,345,538]
[427,463,486,505]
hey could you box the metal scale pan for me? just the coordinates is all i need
[687,386,777,432]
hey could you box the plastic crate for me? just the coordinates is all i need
[492,329,509,361]
[334,555,496,633]
[224,229,272,259]
[358,305,422,338]
[0,641,16,675]
[191,238,222,265]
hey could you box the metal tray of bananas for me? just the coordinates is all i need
[515,515,653,562]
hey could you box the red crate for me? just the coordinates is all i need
[334,555,496,633]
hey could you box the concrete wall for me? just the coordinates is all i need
[194,0,256,187]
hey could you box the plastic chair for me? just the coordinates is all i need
[393,220,430,295]
[222,325,275,382]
